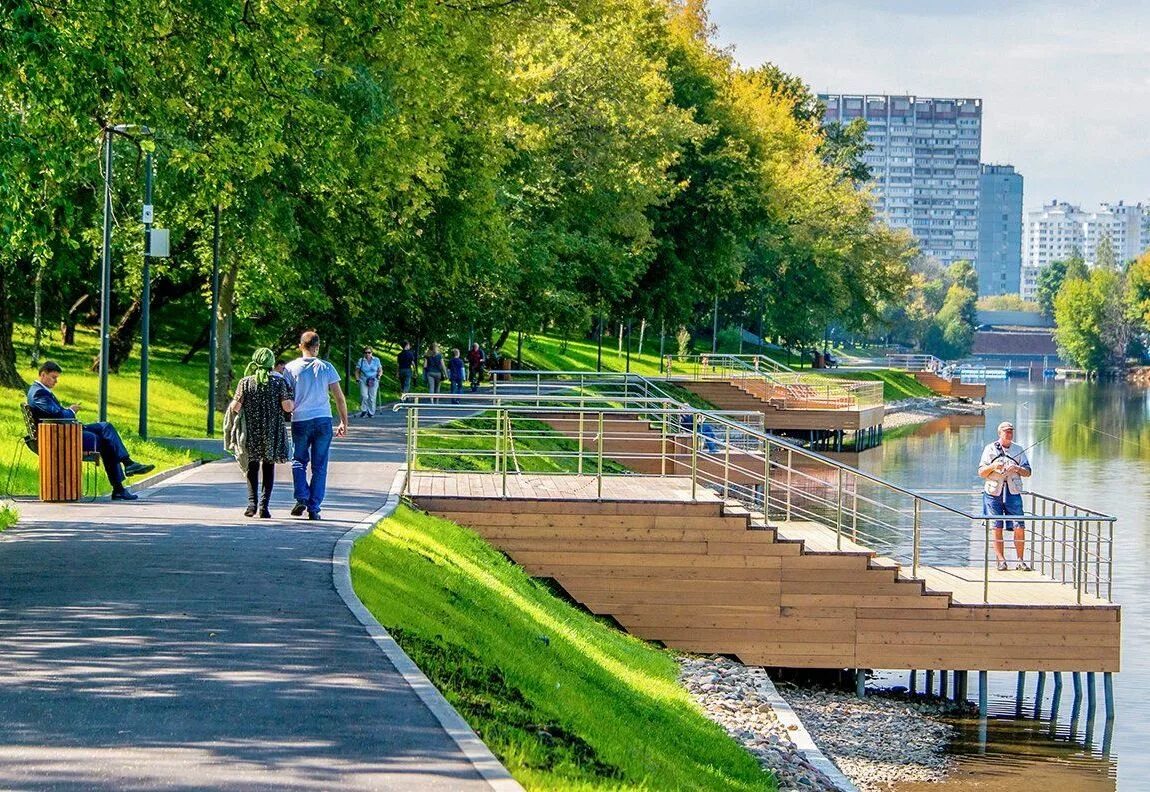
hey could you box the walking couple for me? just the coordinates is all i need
[227,331,349,520]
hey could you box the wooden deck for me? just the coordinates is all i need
[409,471,1120,673]
[678,380,885,432]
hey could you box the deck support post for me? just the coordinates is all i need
[953,670,964,702]
[1015,671,1026,715]
[978,671,988,717]
[1104,672,1115,721]
[1034,672,1046,718]
[925,670,934,697]
[1087,671,1097,718]
[909,670,917,695]
[939,670,948,700]
[855,669,865,698]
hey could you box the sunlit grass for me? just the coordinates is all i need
[351,505,775,791]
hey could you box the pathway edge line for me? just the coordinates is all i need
[332,468,523,792]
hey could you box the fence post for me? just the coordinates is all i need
[501,409,509,498]
[578,411,585,476]
[785,448,793,521]
[835,468,844,550]
[763,441,771,519]
[597,411,605,501]
[691,414,699,501]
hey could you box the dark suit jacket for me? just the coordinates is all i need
[27,382,78,423]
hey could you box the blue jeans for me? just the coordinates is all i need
[291,418,333,514]
[984,491,1024,530]
[399,368,413,394]
[83,421,129,489]
[450,379,463,403]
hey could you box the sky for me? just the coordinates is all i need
[705,0,1150,210]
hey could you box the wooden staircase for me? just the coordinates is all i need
[412,491,1120,672]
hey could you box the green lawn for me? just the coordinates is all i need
[351,506,775,791]
[821,369,934,401]
[518,335,668,377]
[3,325,219,496]
[416,414,629,474]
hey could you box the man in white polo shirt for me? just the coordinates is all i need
[283,330,349,520]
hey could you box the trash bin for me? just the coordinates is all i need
[39,420,82,502]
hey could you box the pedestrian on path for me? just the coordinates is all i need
[467,342,486,392]
[355,346,383,418]
[978,421,1033,571]
[397,342,416,394]
[448,348,466,403]
[283,331,349,520]
[227,347,295,518]
[425,343,447,393]
[26,360,154,500]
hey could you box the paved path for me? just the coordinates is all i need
[0,409,508,790]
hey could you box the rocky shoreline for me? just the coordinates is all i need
[680,656,953,792]
[883,396,988,430]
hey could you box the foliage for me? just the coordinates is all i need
[0,503,17,532]
[881,257,976,359]
[350,506,776,790]
[976,295,1039,312]
[1054,270,1123,372]
[1,0,914,391]
[1035,259,1068,320]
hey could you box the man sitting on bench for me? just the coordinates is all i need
[27,361,154,501]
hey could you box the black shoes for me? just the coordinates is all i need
[111,489,139,501]
[307,511,321,520]
[244,502,257,518]
[291,500,307,516]
[259,506,271,519]
[123,461,155,477]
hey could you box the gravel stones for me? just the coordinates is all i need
[679,656,953,792]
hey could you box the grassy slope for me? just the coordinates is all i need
[816,370,933,401]
[3,325,217,496]
[351,506,774,791]
[417,415,629,474]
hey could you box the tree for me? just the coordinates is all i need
[1035,259,1068,319]
[1094,234,1117,271]
[1064,249,1089,282]
[1054,268,1129,372]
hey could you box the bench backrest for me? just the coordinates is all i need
[20,402,39,453]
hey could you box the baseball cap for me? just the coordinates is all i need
[997,421,1015,432]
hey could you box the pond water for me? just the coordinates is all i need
[872,378,1150,791]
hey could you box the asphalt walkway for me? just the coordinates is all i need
[0,408,511,790]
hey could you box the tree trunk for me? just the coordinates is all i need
[61,294,90,345]
[214,259,239,411]
[31,265,43,366]
[0,269,24,388]
[493,328,511,355]
[91,277,199,372]
[180,323,212,364]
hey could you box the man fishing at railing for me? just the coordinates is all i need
[977,421,1033,572]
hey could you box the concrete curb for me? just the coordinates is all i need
[332,469,523,792]
[753,673,860,792]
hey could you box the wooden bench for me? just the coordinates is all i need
[4,404,101,499]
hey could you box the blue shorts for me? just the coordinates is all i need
[983,492,1024,531]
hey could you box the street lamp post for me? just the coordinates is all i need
[139,129,155,438]
[98,128,115,422]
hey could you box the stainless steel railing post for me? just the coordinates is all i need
[785,448,793,521]
[982,517,990,603]
[577,411,585,476]
[502,409,510,498]
[835,468,844,550]
[690,414,699,501]
[597,411,604,501]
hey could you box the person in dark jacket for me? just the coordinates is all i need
[26,360,154,500]
[467,343,486,392]
[448,348,466,403]
[397,342,416,394]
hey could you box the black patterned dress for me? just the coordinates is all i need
[237,374,293,463]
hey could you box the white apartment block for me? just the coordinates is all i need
[819,94,982,267]
[1025,200,1150,272]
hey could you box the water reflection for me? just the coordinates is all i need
[872,378,1147,790]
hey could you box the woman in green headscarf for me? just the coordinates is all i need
[228,347,295,517]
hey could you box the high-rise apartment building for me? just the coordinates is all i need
[1021,200,1150,301]
[977,164,1023,296]
[819,94,983,266]
[1024,200,1149,271]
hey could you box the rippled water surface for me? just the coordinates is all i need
[871,378,1149,790]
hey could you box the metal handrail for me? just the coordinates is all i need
[396,395,1115,603]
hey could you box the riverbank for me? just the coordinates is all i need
[681,656,953,792]
[884,396,988,430]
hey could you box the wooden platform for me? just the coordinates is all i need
[914,371,987,401]
[409,471,1120,673]
[678,380,885,432]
